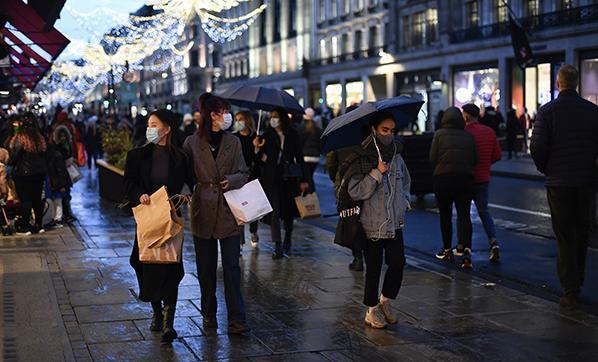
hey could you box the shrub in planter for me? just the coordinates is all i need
[101,127,133,170]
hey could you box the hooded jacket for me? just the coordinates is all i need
[430,107,477,177]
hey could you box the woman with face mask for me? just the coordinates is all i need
[346,111,411,329]
[232,111,260,250]
[182,93,250,334]
[253,108,310,259]
[124,109,193,343]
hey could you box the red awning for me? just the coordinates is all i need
[0,0,70,89]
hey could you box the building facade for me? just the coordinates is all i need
[138,16,220,115]
[217,0,598,131]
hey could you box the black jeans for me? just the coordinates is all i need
[193,235,246,323]
[434,175,474,250]
[546,186,594,294]
[14,175,45,228]
[363,230,406,307]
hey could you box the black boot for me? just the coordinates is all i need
[150,302,163,331]
[272,241,283,259]
[282,232,292,255]
[161,304,178,343]
[348,255,364,272]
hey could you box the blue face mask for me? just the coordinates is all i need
[221,113,233,130]
[146,127,162,144]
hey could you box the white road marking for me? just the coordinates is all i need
[488,203,551,218]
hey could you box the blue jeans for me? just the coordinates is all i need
[473,183,497,242]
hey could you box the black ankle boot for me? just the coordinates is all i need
[150,302,163,331]
[161,304,177,343]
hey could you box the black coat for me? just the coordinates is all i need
[297,122,322,158]
[46,144,71,191]
[531,89,598,187]
[258,126,308,219]
[124,143,193,303]
[9,142,47,178]
[430,110,477,178]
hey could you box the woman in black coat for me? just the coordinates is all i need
[124,109,193,343]
[254,108,309,259]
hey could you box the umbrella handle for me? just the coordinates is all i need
[371,132,383,161]
[256,110,263,136]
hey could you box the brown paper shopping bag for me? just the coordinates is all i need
[294,192,321,219]
[139,228,184,264]
[132,186,184,263]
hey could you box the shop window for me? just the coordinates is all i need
[190,50,199,68]
[331,35,339,61]
[525,0,540,17]
[559,0,572,10]
[346,81,364,107]
[331,0,338,18]
[319,0,326,22]
[369,26,378,49]
[525,67,538,115]
[259,0,267,46]
[537,63,552,106]
[493,0,508,23]
[453,68,500,109]
[344,0,351,14]
[320,38,327,60]
[465,1,479,28]
[326,83,343,114]
[288,0,297,37]
[581,58,598,104]
[273,0,281,42]
[342,33,350,56]
[354,30,363,54]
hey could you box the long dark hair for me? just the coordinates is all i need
[149,109,182,165]
[271,107,291,132]
[9,122,47,153]
[197,93,230,141]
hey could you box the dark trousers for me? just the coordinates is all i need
[14,176,45,228]
[267,183,294,247]
[306,162,318,192]
[363,230,406,307]
[62,187,73,218]
[546,186,594,294]
[193,235,246,323]
[86,146,100,169]
[434,176,474,250]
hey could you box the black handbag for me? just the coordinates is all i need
[282,161,302,180]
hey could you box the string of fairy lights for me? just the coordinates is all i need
[35,0,267,106]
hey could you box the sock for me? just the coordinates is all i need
[380,294,390,304]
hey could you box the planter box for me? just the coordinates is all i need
[96,159,125,203]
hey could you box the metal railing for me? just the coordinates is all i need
[449,4,598,43]
[315,45,388,66]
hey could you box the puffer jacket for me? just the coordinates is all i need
[348,136,411,240]
[531,89,598,187]
[430,107,477,177]
[9,141,47,178]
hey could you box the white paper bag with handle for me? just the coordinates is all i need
[224,179,273,225]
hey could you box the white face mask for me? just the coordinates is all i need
[232,121,246,133]
[270,117,280,129]
[146,127,162,144]
[220,113,233,130]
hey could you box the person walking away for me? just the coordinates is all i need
[463,104,502,262]
[233,110,260,249]
[530,64,598,310]
[51,112,79,223]
[430,107,477,268]
[8,121,48,235]
[298,107,322,192]
[125,109,192,343]
[480,106,500,136]
[253,108,310,259]
[84,116,102,169]
[346,111,411,329]
[45,127,73,229]
[506,109,520,159]
[183,93,250,334]
[519,108,532,153]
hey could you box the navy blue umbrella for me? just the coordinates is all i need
[221,85,304,114]
[321,96,424,153]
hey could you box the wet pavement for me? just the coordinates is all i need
[1,167,598,361]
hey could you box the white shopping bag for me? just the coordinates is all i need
[224,179,273,225]
[65,158,83,183]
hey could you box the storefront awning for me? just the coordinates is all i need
[0,0,70,89]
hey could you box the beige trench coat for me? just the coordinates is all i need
[183,133,248,240]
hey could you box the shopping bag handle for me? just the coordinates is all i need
[169,194,189,211]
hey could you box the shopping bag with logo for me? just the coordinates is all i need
[132,186,185,263]
[223,179,273,225]
[294,192,321,219]
[65,158,83,183]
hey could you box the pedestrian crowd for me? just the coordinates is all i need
[2,64,594,345]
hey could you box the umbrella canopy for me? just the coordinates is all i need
[321,96,424,153]
[221,85,304,114]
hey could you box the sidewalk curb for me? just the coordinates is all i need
[491,170,544,181]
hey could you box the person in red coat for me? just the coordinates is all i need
[462,104,502,262]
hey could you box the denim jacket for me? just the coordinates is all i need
[348,152,411,240]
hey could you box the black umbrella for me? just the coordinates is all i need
[321,96,424,153]
[221,85,304,134]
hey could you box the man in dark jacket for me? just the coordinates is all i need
[531,64,598,310]
[430,107,477,268]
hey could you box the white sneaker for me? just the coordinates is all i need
[364,306,387,329]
